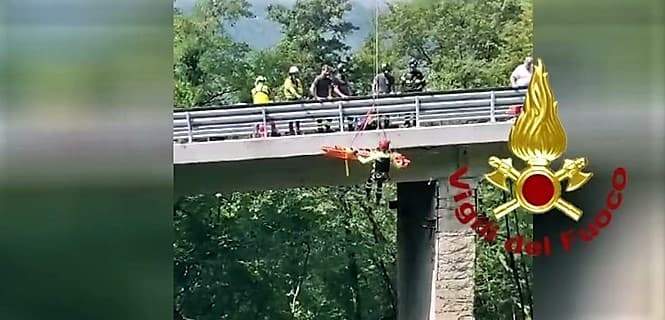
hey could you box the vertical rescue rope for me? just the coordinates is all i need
[373,0,380,134]
[503,182,527,320]
[512,213,534,318]
[375,0,379,81]
[350,0,385,149]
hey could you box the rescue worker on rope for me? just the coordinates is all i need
[400,58,426,127]
[283,66,304,135]
[356,138,392,204]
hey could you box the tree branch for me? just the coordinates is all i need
[372,255,397,313]
[360,203,397,313]
[341,192,363,320]
[290,241,311,315]
[196,88,238,106]
[416,45,433,65]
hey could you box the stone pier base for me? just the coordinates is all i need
[433,179,475,320]
[394,177,476,320]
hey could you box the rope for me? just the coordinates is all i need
[513,212,534,318]
[374,0,390,140]
[503,182,527,320]
[375,0,379,83]
[373,0,382,135]
[350,0,381,149]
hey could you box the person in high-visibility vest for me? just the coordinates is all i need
[251,76,272,104]
[283,66,303,101]
[283,66,304,135]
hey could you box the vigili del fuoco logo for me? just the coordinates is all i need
[448,59,628,256]
[484,59,592,221]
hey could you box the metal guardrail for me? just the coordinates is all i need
[173,87,526,143]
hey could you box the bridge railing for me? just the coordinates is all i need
[173,87,526,143]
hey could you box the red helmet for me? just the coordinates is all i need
[378,138,391,151]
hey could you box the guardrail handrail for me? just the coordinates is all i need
[174,86,527,143]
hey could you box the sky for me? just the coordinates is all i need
[174,0,389,50]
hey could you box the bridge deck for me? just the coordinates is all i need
[173,88,522,194]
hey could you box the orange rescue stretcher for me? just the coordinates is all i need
[322,145,411,176]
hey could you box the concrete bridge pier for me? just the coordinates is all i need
[396,177,477,320]
[396,181,437,320]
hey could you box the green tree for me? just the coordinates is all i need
[174,0,254,107]
[175,186,398,320]
[475,180,533,320]
[267,0,358,90]
[362,0,532,91]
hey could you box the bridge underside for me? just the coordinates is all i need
[175,142,508,196]
[174,123,511,196]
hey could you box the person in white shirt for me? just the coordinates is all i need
[510,57,534,88]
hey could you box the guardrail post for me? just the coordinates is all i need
[415,96,421,127]
[262,108,268,138]
[338,102,344,132]
[185,111,193,143]
[490,91,496,122]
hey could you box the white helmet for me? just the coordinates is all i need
[289,66,300,74]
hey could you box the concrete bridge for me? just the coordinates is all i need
[174,87,525,320]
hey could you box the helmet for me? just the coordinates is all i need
[381,63,391,72]
[378,138,390,151]
[408,58,418,68]
[289,66,300,74]
[255,76,266,83]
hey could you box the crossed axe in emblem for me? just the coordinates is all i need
[485,157,593,221]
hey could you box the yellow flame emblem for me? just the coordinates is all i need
[485,59,592,221]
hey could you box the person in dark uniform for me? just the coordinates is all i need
[400,58,426,127]
[400,58,426,92]
[310,65,335,132]
[333,63,352,97]
[357,138,392,204]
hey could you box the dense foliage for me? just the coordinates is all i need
[174,0,533,319]
[475,181,533,320]
[174,0,532,107]
[175,187,398,320]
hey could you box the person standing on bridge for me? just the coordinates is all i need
[510,56,534,88]
[356,138,393,205]
[310,65,335,132]
[252,76,272,104]
[372,63,395,129]
[333,63,352,98]
[252,76,278,137]
[400,58,426,127]
[400,58,426,93]
[283,66,304,135]
[373,63,395,95]
[333,63,358,131]
[509,57,534,118]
